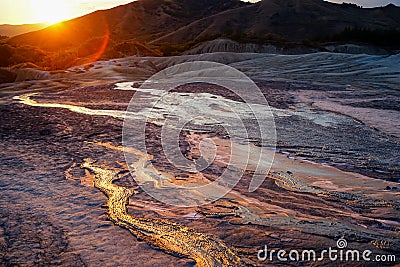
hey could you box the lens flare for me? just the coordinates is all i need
[89,26,110,63]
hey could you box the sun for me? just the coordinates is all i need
[30,0,71,24]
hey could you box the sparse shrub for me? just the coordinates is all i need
[0,35,8,42]
[301,39,319,47]
[112,40,161,57]
[0,44,13,67]
[38,49,76,70]
[9,45,46,66]
[159,32,292,56]
[330,27,400,47]
[77,36,108,58]
[340,3,362,8]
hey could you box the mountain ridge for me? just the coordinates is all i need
[153,0,400,44]
[0,23,47,37]
[9,0,400,50]
[8,0,247,50]
[2,0,400,69]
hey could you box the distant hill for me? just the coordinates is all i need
[2,0,400,70]
[0,23,47,37]
[153,0,400,44]
[8,0,247,51]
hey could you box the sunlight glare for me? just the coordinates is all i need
[30,0,71,24]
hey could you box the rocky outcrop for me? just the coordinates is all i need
[324,44,391,55]
[184,38,319,55]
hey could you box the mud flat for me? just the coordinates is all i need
[0,53,399,266]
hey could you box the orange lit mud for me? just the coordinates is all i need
[13,93,127,118]
[11,82,400,262]
[87,138,400,253]
[80,159,245,267]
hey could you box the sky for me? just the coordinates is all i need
[0,0,133,24]
[0,0,399,25]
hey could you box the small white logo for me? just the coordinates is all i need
[257,238,396,263]
[336,238,348,249]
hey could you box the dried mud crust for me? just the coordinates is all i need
[1,80,399,266]
[27,83,136,111]
[119,126,400,253]
[12,80,400,181]
[0,104,201,266]
[269,171,400,210]
[171,81,295,109]
[0,208,85,267]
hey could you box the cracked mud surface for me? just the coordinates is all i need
[0,55,399,266]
